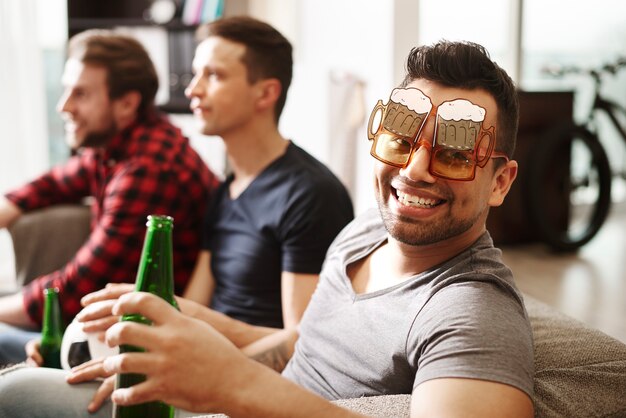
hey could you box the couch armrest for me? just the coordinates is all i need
[524,294,626,417]
[8,204,91,289]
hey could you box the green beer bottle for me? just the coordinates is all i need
[40,287,64,369]
[113,215,178,418]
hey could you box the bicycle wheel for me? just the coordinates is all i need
[525,123,612,251]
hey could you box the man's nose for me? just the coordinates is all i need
[56,93,71,115]
[185,74,203,99]
[399,139,437,183]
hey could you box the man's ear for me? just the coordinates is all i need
[114,90,142,119]
[488,159,518,207]
[254,78,281,112]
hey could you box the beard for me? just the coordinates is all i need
[375,181,483,247]
[78,124,118,148]
[65,115,118,150]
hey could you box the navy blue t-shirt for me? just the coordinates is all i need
[203,142,354,328]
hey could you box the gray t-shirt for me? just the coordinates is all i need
[282,209,534,400]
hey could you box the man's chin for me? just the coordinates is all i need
[198,123,216,137]
[64,135,82,150]
[70,132,115,148]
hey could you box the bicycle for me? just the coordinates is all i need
[525,56,626,252]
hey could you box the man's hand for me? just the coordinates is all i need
[66,358,116,413]
[103,293,365,417]
[103,292,249,413]
[77,283,135,338]
[25,338,43,366]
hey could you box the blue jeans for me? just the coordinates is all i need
[0,322,40,365]
[0,365,111,418]
[0,364,215,418]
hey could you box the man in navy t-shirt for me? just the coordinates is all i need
[203,141,353,329]
[177,16,354,345]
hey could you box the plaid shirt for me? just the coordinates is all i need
[5,113,219,326]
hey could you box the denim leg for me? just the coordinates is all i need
[0,322,41,365]
[0,364,220,418]
[0,364,112,418]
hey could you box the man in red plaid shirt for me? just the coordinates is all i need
[0,30,219,364]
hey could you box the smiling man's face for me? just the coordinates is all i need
[56,59,120,149]
[373,78,502,247]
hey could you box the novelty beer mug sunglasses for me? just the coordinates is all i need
[367,87,509,181]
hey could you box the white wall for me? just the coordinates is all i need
[0,0,59,193]
[250,0,419,215]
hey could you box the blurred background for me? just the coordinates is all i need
[1,0,625,341]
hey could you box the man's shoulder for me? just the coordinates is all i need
[131,115,186,147]
[326,209,384,254]
[269,143,350,200]
[122,116,206,169]
[279,143,343,182]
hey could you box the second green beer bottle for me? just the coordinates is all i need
[40,287,64,369]
[113,215,178,418]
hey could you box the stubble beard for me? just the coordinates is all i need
[375,189,480,247]
[67,119,118,150]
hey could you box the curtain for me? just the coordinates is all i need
[0,0,49,193]
[328,71,366,198]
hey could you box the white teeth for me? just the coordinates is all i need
[396,191,439,208]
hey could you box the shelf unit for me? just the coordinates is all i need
[67,0,199,113]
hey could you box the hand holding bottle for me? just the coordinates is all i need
[77,283,136,340]
[24,338,43,366]
[114,214,178,418]
[104,291,246,414]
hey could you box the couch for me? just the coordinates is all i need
[6,205,626,417]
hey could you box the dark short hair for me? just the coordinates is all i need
[401,40,519,159]
[67,29,159,119]
[196,16,293,123]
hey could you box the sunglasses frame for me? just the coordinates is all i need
[367,89,510,181]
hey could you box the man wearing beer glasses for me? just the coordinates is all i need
[366,82,515,248]
[0,41,533,418]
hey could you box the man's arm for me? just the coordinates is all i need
[280,271,318,329]
[180,250,274,347]
[410,378,533,418]
[104,292,364,418]
[182,250,214,306]
[78,267,317,356]
[0,198,29,325]
[0,197,22,228]
[0,293,37,328]
[182,267,318,351]
[243,327,299,372]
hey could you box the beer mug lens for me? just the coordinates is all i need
[374,133,412,164]
[431,148,475,180]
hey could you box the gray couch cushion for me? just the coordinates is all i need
[525,295,626,417]
[334,394,411,417]
[8,204,91,289]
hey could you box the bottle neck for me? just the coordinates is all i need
[42,288,63,337]
[134,215,177,306]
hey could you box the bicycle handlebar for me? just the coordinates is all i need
[541,56,626,78]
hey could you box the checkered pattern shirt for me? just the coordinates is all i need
[5,113,219,326]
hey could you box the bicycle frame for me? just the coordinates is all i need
[593,94,626,144]
[586,67,626,144]
[526,59,625,251]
